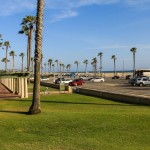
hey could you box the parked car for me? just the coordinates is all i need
[40,77,49,81]
[131,77,150,86]
[80,75,93,81]
[126,75,132,80]
[112,75,119,79]
[90,77,105,82]
[69,78,84,86]
[55,78,72,84]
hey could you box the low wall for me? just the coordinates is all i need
[76,88,150,106]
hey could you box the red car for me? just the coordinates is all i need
[69,78,84,86]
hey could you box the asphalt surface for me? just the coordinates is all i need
[80,78,150,98]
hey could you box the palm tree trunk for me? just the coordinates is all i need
[114,59,116,76]
[28,0,44,115]
[22,57,24,72]
[13,56,14,72]
[133,53,135,77]
[5,46,8,72]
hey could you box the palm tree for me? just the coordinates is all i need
[66,64,71,73]
[44,63,46,74]
[52,64,55,73]
[28,0,45,115]
[0,34,3,47]
[31,57,34,72]
[92,57,97,77]
[55,59,59,72]
[74,61,80,74]
[1,58,10,69]
[130,47,137,77]
[19,53,25,72]
[3,41,10,72]
[83,59,88,74]
[62,64,65,73]
[41,53,43,75]
[111,55,117,76]
[19,16,36,74]
[9,50,16,72]
[48,59,53,73]
[98,52,103,77]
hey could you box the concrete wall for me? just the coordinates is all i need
[76,88,150,106]
[30,80,72,93]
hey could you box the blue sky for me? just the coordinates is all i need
[0,0,150,72]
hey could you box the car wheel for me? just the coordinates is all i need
[139,83,143,87]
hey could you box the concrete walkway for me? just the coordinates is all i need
[0,83,20,99]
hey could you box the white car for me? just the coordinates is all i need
[55,78,72,84]
[91,77,105,82]
[40,77,49,81]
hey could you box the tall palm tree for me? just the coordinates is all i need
[98,52,103,77]
[31,57,34,72]
[66,64,71,73]
[28,0,45,115]
[52,63,55,81]
[74,61,79,74]
[3,41,10,72]
[130,47,137,77]
[83,59,88,74]
[19,16,36,74]
[62,64,65,73]
[44,63,46,74]
[19,53,25,72]
[0,34,3,47]
[41,53,43,75]
[55,59,59,72]
[111,55,117,76]
[52,64,55,73]
[48,59,53,73]
[1,58,10,69]
[9,50,16,72]
[92,57,97,77]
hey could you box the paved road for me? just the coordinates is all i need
[80,78,150,98]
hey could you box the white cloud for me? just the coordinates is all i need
[50,10,78,23]
[0,0,36,16]
[0,0,150,21]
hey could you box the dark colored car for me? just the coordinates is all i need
[112,75,119,79]
[126,75,132,80]
[69,78,84,86]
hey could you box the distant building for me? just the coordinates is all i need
[135,69,150,77]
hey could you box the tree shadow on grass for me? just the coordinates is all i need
[40,99,138,107]
[0,110,28,115]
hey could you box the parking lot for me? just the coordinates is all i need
[80,78,150,98]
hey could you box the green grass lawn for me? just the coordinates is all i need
[0,94,150,150]
[28,83,59,93]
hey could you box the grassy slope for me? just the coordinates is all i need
[0,94,150,150]
[28,83,59,93]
